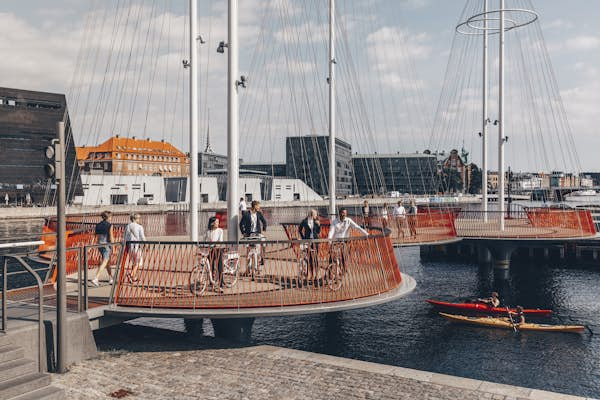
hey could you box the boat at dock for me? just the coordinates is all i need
[439,313,585,333]
[427,299,552,316]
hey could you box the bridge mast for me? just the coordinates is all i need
[189,0,199,241]
[498,0,506,231]
[328,0,336,218]
[482,0,489,221]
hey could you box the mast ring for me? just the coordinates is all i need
[456,8,538,36]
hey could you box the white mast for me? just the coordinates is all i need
[328,0,336,218]
[227,0,240,241]
[498,0,506,231]
[189,0,199,241]
[482,0,488,221]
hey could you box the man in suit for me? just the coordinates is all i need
[239,200,267,267]
[239,200,267,237]
[298,209,321,286]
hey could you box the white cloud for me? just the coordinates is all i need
[564,35,600,51]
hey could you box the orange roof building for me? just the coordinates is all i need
[76,136,189,177]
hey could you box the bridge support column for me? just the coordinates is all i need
[484,242,516,271]
[477,245,492,264]
[211,318,254,342]
[184,319,205,337]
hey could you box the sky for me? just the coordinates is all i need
[0,0,598,171]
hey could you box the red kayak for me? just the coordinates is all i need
[426,300,552,316]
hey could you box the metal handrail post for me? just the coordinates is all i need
[77,247,82,312]
[83,246,89,310]
[14,256,44,373]
[108,244,126,305]
[2,257,7,332]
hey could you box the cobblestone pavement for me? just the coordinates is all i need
[52,324,584,400]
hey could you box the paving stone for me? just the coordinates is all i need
[51,324,588,400]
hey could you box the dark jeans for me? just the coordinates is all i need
[209,247,224,287]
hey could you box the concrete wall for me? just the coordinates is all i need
[74,175,167,206]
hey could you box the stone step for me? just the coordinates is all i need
[0,373,50,399]
[0,358,37,383]
[0,345,24,363]
[9,386,65,400]
[0,334,12,348]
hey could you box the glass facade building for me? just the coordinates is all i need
[352,153,438,195]
[286,136,353,196]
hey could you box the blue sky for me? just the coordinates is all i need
[0,0,598,171]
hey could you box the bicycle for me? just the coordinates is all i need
[189,246,240,296]
[243,234,264,281]
[298,242,317,288]
[325,241,345,291]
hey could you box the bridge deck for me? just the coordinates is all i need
[456,217,596,239]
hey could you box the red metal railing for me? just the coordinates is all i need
[111,232,401,309]
[455,208,596,238]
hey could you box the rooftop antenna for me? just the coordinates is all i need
[204,108,213,153]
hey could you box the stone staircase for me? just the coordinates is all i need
[0,335,64,400]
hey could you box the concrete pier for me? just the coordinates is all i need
[50,324,592,400]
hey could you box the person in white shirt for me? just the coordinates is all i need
[328,208,368,273]
[328,208,369,239]
[205,216,224,292]
[381,202,389,229]
[392,201,407,239]
[124,213,146,283]
[239,197,247,213]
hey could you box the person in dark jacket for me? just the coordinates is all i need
[239,200,267,237]
[298,209,321,286]
[240,200,267,267]
[299,209,321,240]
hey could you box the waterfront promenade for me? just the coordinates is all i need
[51,324,592,400]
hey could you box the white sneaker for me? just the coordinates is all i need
[91,278,100,287]
[108,278,114,285]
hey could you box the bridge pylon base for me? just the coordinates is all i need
[211,318,255,342]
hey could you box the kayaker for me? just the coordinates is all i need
[477,292,500,308]
[513,306,526,325]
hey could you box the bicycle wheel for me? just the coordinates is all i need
[298,258,308,287]
[247,254,255,281]
[327,259,343,291]
[223,258,239,288]
[189,262,208,296]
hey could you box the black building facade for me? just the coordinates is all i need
[286,135,353,196]
[0,87,82,204]
[352,153,438,195]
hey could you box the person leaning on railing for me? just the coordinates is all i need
[299,209,321,284]
[205,216,225,293]
[328,208,369,271]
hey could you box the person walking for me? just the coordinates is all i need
[124,213,146,283]
[407,200,418,238]
[92,211,114,286]
[381,202,389,229]
[239,197,247,213]
[392,201,406,239]
[205,216,224,293]
[361,200,370,227]
[4,193,8,206]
